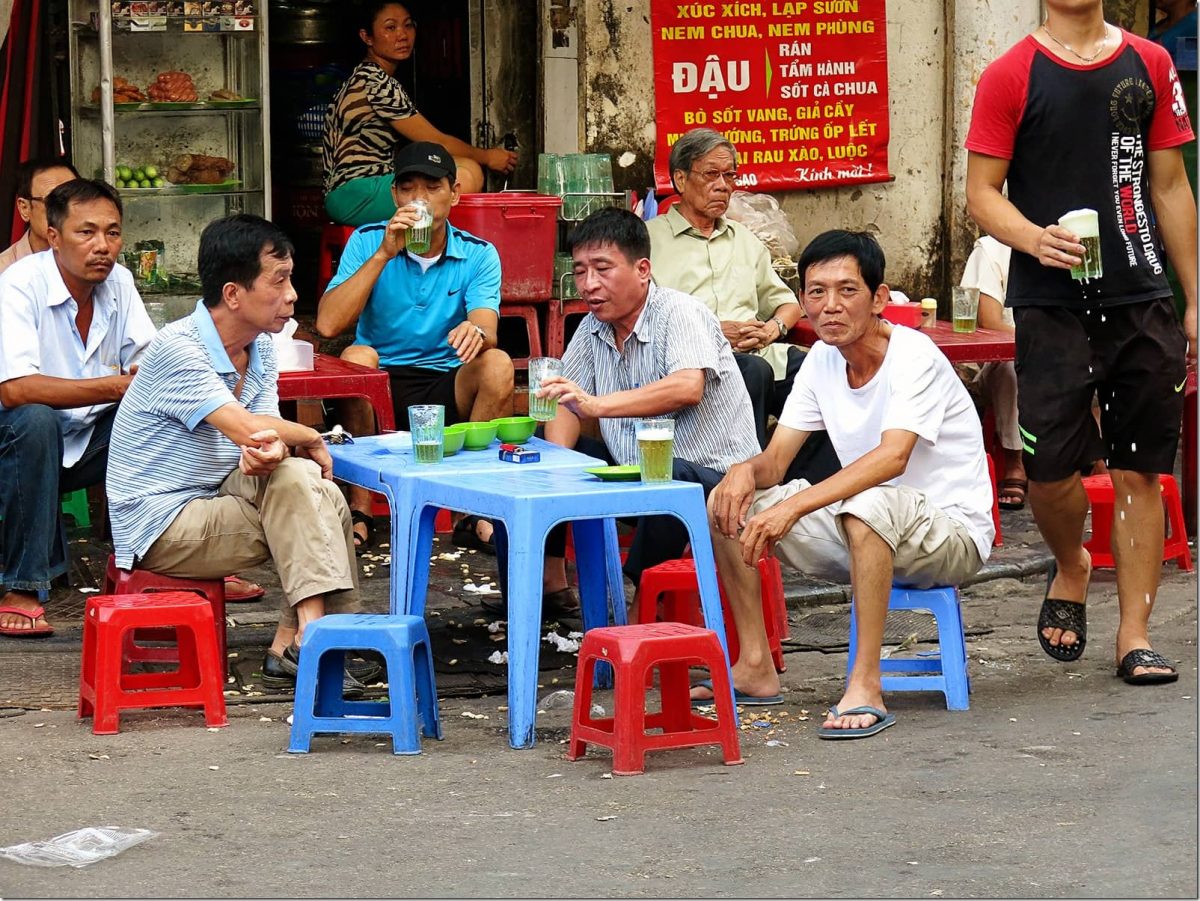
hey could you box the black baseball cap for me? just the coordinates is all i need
[393,141,456,181]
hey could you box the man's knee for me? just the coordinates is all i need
[266,457,323,492]
[464,348,514,397]
[840,512,887,553]
[0,404,63,455]
[340,344,379,369]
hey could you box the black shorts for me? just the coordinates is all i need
[385,365,462,430]
[1014,297,1186,481]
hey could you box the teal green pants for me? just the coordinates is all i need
[325,176,398,226]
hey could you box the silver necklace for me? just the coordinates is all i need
[1042,21,1111,64]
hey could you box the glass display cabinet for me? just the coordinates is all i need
[68,1,271,321]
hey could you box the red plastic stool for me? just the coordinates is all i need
[546,299,589,358]
[566,623,743,775]
[78,592,229,735]
[316,223,356,298]
[635,556,788,673]
[986,453,1002,548]
[498,301,544,371]
[1183,369,1196,537]
[1082,474,1193,571]
[103,555,228,675]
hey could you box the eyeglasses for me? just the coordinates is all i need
[689,168,738,186]
[23,196,47,204]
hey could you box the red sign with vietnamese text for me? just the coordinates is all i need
[651,0,891,193]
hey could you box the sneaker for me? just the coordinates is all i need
[260,644,367,698]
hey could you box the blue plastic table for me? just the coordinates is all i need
[329,436,733,749]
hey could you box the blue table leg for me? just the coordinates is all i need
[505,507,545,749]
[572,518,615,689]
[401,503,439,617]
[603,518,627,626]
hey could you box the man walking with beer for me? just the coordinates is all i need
[532,207,759,605]
[965,0,1195,683]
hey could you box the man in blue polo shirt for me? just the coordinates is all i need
[317,141,514,552]
[108,214,371,695]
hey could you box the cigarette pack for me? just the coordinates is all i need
[498,446,540,463]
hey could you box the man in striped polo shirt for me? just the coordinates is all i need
[531,207,760,614]
[107,214,371,695]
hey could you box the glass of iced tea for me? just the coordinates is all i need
[407,404,444,464]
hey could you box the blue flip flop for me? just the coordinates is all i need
[817,705,896,740]
[689,678,784,708]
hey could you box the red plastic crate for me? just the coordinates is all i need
[449,193,561,300]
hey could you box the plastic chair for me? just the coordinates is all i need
[636,556,788,673]
[1082,473,1193,571]
[103,554,228,675]
[288,613,442,755]
[847,585,970,710]
[498,301,544,371]
[566,623,743,775]
[61,489,91,528]
[316,222,356,298]
[78,592,228,735]
[986,453,1002,548]
[546,299,589,358]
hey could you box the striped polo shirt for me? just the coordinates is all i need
[107,300,280,569]
[562,282,758,472]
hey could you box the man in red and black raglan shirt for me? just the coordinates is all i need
[965,0,1195,685]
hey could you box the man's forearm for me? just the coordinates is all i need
[315,255,387,338]
[966,183,1043,257]
[591,372,704,419]
[0,373,129,410]
[1152,178,1198,310]
[778,442,909,520]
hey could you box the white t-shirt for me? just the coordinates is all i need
[779,324,995,560]
[960,235,1013,328]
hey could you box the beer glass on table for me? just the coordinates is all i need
[952,286,980,334]
[407,404,445,464]
[636,418,675,483]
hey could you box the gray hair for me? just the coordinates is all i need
[668,128,738,189]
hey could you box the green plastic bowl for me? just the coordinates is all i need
[442,424,466,456]
[492,415,537,444]
[460,421,498,450]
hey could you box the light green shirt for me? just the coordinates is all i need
[646,205,798,379]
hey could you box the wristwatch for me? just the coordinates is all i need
[770,316,787,341]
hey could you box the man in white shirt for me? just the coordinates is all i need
[0,158,80,276]
[0,179,155,636]
[700,231,994,739]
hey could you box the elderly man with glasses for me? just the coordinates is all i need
[0,159,80,276]
[646,127,839,483]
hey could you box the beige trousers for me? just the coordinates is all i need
[139,457,361,628]
[750,480,983,589]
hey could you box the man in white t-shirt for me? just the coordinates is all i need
[698,230,994,739]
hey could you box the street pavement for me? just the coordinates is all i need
[0,499,1196,898]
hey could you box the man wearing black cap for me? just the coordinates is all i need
[317,141,514,551]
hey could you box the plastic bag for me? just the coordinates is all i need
[0,827,158,868]
[725,190,800,262]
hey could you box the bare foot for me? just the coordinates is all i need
[1043,550,1091,649]
[690,660,780,702]
[822,684,887,732]
[0,590,52,633]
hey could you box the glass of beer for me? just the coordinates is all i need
[406,200,434,255]
[1058,208,1103,282]
[527,357,563,422]
[407,404,444,464]
[636,418,675,483]
[952,286,980,334]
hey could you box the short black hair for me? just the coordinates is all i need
[566,207,651,264]
[797,230,886,295]
[198,214,295,309]
[44,179,122,232]
[15,158,79,200]
[359,0,416,34]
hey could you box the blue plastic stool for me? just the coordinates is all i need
[288,614,443,755]
[846,586,970,710]
[61,489,91,528]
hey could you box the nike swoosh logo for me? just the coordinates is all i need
[1176,379,1187,392]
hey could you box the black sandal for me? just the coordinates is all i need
[1116,648,1179,685]
[351,510,376,555]
[1037,562,1088,662]
[452,515,496,556]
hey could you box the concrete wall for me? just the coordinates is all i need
[574,1,1151,301]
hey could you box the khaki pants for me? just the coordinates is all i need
[750,480,983,589]
[139,457,361,628]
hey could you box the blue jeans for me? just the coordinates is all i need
[0,404,115,591]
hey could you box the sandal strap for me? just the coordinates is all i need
[1038,597,1087,636]
[1119,648,1175,673]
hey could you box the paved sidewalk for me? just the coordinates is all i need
[0,495,1196,897]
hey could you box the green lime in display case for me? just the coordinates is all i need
[114,163,166,189]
